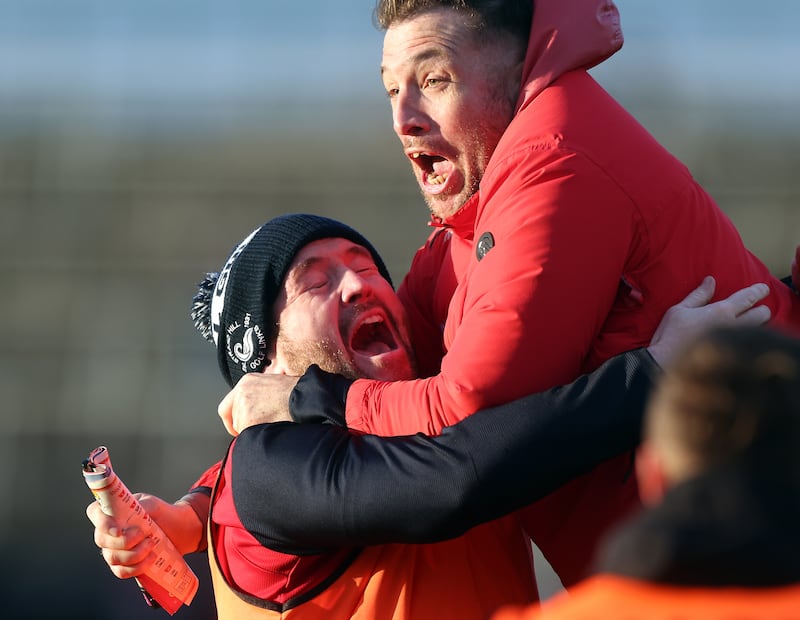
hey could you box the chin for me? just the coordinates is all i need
[424,190,473,220]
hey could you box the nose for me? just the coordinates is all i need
[392,90,430,137]
[340,268,372,305]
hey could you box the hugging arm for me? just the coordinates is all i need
[232,348,658,553]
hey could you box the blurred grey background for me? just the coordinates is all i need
[1,1,798,618]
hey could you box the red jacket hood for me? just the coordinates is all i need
[430,0,624,231]
[516,0,623,114]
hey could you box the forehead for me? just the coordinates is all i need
[382,8,478,67]
[287,237,373,274]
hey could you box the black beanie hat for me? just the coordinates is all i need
[191,213,393,388]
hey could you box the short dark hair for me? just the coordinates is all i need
[648,325,800,472]
[374,0,533,48]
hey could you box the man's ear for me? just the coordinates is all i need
[263,346,290,376]
[635,440,669,506]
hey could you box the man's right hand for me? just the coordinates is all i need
[86,493,206,579]
[646,276,771,368]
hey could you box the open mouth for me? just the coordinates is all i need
[349,315,398,356]
[410,152,453,188]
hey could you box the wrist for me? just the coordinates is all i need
[174,492,210,553]
[290,364,353,426]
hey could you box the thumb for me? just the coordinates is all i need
[217,390,238,437]
[136,493,165,517]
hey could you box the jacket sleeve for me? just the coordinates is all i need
[232,348,657,552]
[343,148,639,435]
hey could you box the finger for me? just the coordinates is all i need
[87,502,124,539]
[680,275,716,308]
[218,389,233,420]
[106,564,143,580]
[94,524,146,551]
[719,283,770,316]
[218,390,239,437]
[729,304,771,326]
[86,501,108,526]
[103,543,155,579]
[104,537,154,567]
[136,493,164,518]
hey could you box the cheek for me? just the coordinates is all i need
[378,291,411,334]
[450,103,501,156]
[280,301,330,339]
[470,81,514,133]
[441,101,472,138]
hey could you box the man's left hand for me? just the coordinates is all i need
[218,373,300,436]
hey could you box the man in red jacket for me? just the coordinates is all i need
[218,0,800,589]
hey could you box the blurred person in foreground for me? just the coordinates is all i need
[218,0,800,591]
[88,214,771,619]
[494,325,800,620]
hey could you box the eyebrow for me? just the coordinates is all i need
[290,244,375,282]
[290,256,325,282]
[381,47,448,77]
[345,244,374,262]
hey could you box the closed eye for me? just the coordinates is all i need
[303,278,328,292]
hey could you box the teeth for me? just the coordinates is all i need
[411,153,421,159]
[427,173,446,185]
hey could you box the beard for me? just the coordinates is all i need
[275,333,361,380]
[420,99,513,219]
[420,166,481,219]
